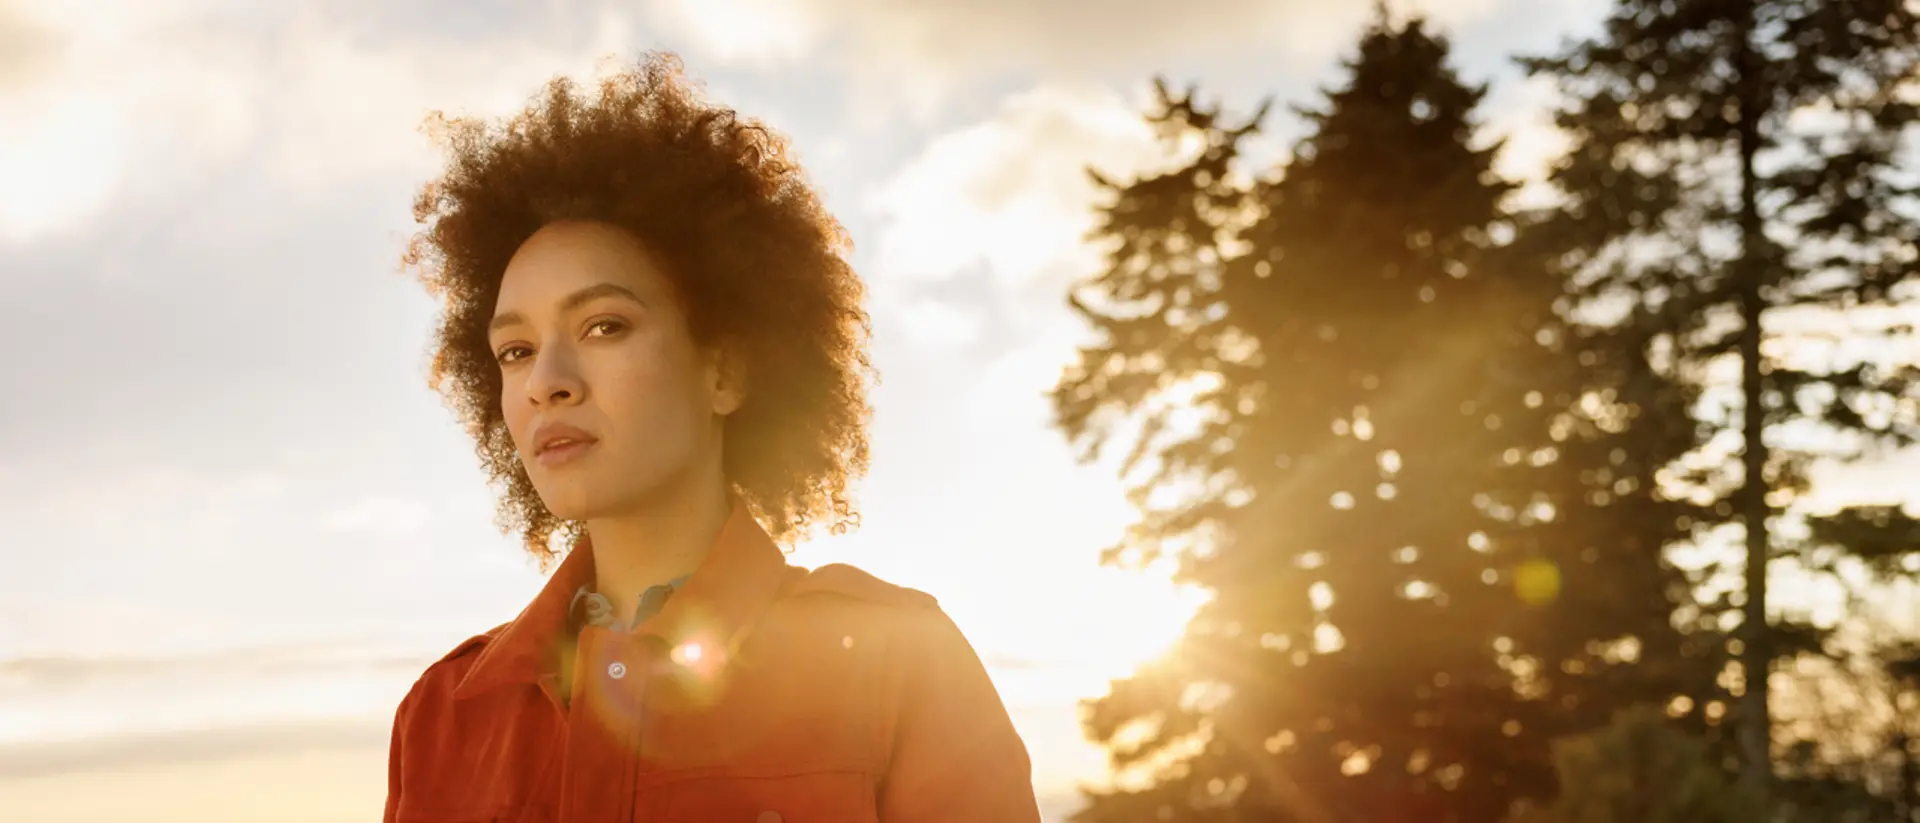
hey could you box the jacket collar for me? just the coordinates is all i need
[452,498,796,701]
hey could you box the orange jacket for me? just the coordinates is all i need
[383,503,1044,822]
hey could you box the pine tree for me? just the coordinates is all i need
[1520,0,1920,795]
[1053,13,1712,822]
[1509,704,1766,823]
[1888,646,1920,822]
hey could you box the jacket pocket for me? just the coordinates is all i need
[656,769,877,823]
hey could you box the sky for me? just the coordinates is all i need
[0,0,1624,819]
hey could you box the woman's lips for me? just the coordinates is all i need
[536,438,597,468]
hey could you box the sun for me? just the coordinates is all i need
[1056,565,1208,681]
[791,525,1206,703]
[940,559,1209,706]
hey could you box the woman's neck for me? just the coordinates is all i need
[583,473,732,624]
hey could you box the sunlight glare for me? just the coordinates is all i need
[1037,566,1207,685]
[671,641,704,666]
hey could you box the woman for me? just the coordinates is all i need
[385,53,1041,823]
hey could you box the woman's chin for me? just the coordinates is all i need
[534,484,612,523]
[537,479,659,524]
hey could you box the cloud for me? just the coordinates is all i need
[255,6,649,191]
[0,466,288,579]
[0,638,432,772]
[0,0,655,242]
[648,0,822,65]
[1481,73,1575,209]
[889,296,989,352]
[654,0,1515,103]
[321,496,434,538]
[867,83,1161,291]
[861,81,1199,366]
[855,2,1618,357]
[0,449,526,665]
[0,716,389,779]
[0,0,65,90]
[0,633,434,686]
[0,0,259,242]
[0,641,428,695]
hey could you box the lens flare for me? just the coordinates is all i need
[672,641,704,666]
[1514,559,1561,606]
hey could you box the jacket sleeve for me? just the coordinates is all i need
[383,682,420,823]
[878,610,1043,823]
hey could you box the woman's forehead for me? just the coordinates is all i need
[494,221,675,314]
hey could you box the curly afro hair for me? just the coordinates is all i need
[402,52,872,568]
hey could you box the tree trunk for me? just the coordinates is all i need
[1732,0,1773,799]
[1897,732,1916,823]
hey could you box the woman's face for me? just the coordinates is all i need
[488,220,742,521]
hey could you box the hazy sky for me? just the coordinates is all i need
[0,0,1613,819]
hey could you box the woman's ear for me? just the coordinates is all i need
[709,343,747,417]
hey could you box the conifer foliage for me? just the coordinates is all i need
[1053,13,1713,822]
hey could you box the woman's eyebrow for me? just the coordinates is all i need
[489,282,645,334]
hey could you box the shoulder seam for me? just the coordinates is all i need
[789,563,940,610]
[429,623,505,668]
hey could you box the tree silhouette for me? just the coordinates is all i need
[1507,704,1765,823]
[1520,0,1920,796]
[1053,12,1714,822]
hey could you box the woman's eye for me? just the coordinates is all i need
[496,345,532,364]
[586,319,627,337]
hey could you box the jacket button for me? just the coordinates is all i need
[756,812,782,823]
[607,661,627,679]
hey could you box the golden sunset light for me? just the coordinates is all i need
[6,1,1919,822]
